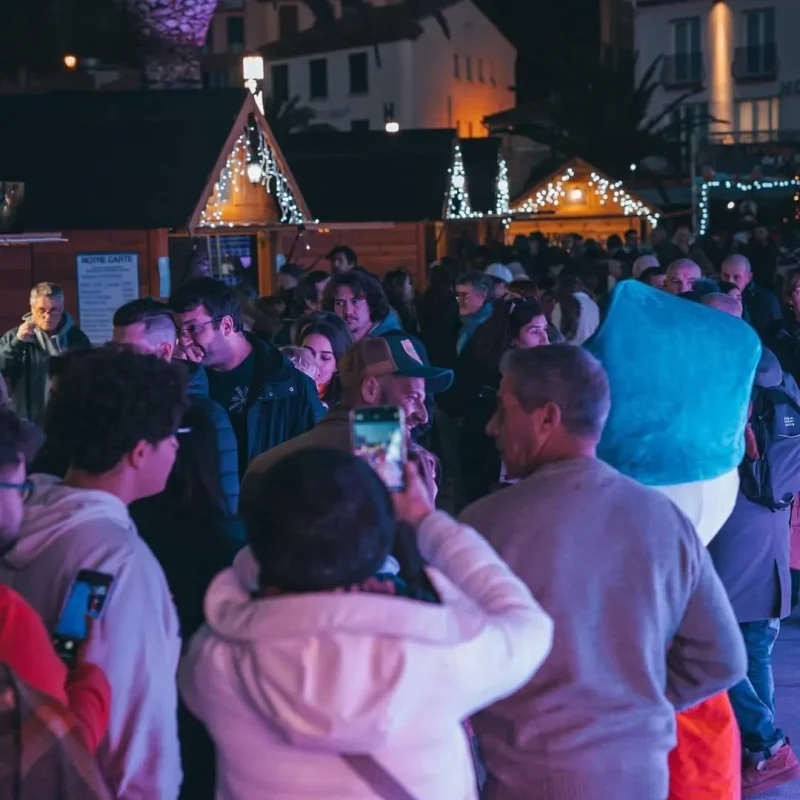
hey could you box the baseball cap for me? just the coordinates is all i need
[485,263,514,284]
[339,336,453,394]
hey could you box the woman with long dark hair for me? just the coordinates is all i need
[293,312,354,410]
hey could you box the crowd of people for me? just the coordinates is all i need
[0,220,796,799]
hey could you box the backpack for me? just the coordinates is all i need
[740,382,800,511]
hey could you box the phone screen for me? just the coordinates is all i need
[351,406,407,491]
[53,570,113,667]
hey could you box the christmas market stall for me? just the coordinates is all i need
[507,157,660,244]
[0,89,308,340]
[696,139,800,236]
[276,129,508,284]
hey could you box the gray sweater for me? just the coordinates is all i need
[461,457,747,800]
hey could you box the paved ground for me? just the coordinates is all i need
[762,612,800,798]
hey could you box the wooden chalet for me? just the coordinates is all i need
[276,130,507,285]
[0,89,308,340]
[508,157,660,244]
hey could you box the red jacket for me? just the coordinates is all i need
[0,585,110,753]
[669,692,740,800]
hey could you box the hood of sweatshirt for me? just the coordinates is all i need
[192,546,494,753]
[2,474,132,570]
[22,312,77,349]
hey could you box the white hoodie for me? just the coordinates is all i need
[0,475,182,799]
[180,511,553,800]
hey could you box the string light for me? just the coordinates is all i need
[199,127,305,228]
[588,172,659,227]
[513,167,575,214]
[698,178,800,235]
[496,156,510,216]
[445,143,482,220]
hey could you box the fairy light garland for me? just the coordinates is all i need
[199,127,305,228]
[513,168,576,214]
[496,156,510,217]
[698,178,800,235]
[446,143,482,220]
[588,172,659,227]
[511,167,659,227]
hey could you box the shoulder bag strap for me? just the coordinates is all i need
[341,755,419,800]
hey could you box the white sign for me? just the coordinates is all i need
[76,253,139,344]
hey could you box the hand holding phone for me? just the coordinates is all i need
[53,570,114,668]
[350,406,407,491]
[392,463,435,527]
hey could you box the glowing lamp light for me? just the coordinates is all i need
[452,173,465,190]
[385,121,400,134]
[630,163,637,171]
[727,201,735,210]
[498,178,509,195]
[246,162,263,184]
[63,54,78,70]
[569,188,584,202]
[242,55,265,82]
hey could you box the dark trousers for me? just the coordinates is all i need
[728,618,786,758]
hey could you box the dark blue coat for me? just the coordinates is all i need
[186,364,240,519]
[708,348,792,622]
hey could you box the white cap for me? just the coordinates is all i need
[485,263,514,284]
[632,254,659,278]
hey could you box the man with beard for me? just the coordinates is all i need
[170,278,320,476]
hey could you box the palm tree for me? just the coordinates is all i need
[263,95,335,138]
[515,53,712,178]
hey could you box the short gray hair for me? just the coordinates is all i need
[721,253,752,274]
[504,344,610,438]
[30,282,63,303]
[666,258,701,276]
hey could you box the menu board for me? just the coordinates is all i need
[76,253,139,344]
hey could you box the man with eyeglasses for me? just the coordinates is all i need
[112,297,240,517]
[170,278,320,476]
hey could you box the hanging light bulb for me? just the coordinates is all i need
[247,162,263,184]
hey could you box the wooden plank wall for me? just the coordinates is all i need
[276,223,429,290]
[0,229,166,335]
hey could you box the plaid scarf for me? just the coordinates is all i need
[0,664,112,800]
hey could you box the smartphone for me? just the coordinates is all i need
[52,570,114,668]
[350,406,407,491]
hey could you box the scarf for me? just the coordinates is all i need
[457,302,493,355]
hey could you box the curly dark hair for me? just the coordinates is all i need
[321,271,390,324]
[44,346,189,474]
[169,277,244,333]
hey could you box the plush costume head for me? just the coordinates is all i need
[584,280,761,545]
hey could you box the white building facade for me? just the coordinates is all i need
[634,0,800,142]
[203,0,515,136]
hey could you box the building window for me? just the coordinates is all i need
[351,119,370,132]
[671,16,702,84]
[478,59,484,83]
[278,4,299,38]
[349,52,369,94]
[310,58,328,99]
[271,64,289,104]
[740,7,776,77]
[736,97,780,142]
[454,54,460,79]
[465,56,472,82]
[226,16,245,53]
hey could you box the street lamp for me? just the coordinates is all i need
[385,121,400,134]
[63,54,78,70]
[242,54,265,114]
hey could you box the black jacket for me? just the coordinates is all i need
[240,334,322,463]
[185,364,241,517]
[0,315,90,425]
